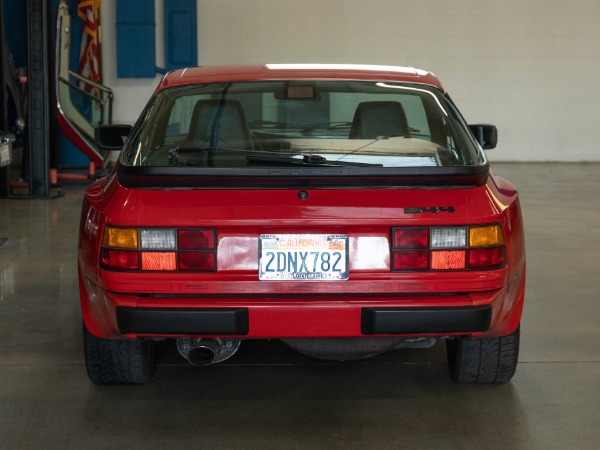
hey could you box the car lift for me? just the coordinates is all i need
[1,0,113,198]
[0,0,50,197]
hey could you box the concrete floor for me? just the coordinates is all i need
[1,163,599,449]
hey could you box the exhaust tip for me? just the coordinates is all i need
[176,338,241,366]
[187,345,217,366]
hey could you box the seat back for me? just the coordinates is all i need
[349,101,410,139]
[187,99,253,150]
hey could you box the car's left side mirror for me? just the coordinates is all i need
[469,124,498,150]
[95,125,132,151]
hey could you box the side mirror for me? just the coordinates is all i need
[94,125,132,151]
[468,124,497,150]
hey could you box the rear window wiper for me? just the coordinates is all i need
[246,153,383,167]
[167,145,248,161]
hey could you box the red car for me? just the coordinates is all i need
[80,64,525,384]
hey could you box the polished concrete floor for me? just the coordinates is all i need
[1,163,599,449]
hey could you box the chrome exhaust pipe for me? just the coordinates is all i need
[176,338,241,366]
[187,341,219,366]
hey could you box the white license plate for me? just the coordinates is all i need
[259,234,349,281]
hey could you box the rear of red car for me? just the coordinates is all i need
[78,65,525,384]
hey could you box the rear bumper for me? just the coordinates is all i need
[115,305,491,336]
[81,269,524,339]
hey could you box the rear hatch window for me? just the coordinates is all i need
[119,80,488,188]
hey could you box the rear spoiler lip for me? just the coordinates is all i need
[116,162,489,189]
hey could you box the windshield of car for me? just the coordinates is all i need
[122,80,485,169]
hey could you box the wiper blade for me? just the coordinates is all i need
[168,145,248,161]
[246,153,382,167]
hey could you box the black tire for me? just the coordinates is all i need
[446,326,520,383]
[83,324,155,384]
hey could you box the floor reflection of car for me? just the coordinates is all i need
[79,64,525,385]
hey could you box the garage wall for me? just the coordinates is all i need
[101,0,600,162]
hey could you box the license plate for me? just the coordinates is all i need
[259,234,349,281]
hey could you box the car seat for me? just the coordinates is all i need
[187,99,254,150]
[349,101,410,139]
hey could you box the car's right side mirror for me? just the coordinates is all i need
[468,124,498,150]
[94,125,132,152]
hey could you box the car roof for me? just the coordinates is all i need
[157,64,445,92]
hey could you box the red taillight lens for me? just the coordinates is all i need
[177,229,216,271]
[468,247,505,269]
[391,228,429,269]
[393,228,429,249]
[392,250,429,270]
[179,251,215,272]
[178,229,215,249]
[100,249,139,270]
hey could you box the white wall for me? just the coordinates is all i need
[100,0,164,125]
[101,0,600,161]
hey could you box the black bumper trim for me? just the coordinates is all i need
[116,307,249,335]
[361,306,491,335]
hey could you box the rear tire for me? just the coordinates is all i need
[446,326,520,383]
[83,324,155,384]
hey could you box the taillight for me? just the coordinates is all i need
[177,229,216,272]
[100,226,216,272]
[393,250,429,270]
[393,228,429,249]
[100,249,139,270]
[391,224,505,271]
[468,247,505,268]
[179,251,215,272]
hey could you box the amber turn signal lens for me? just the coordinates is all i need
[102,226,139,249]
[469,224,504,248]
